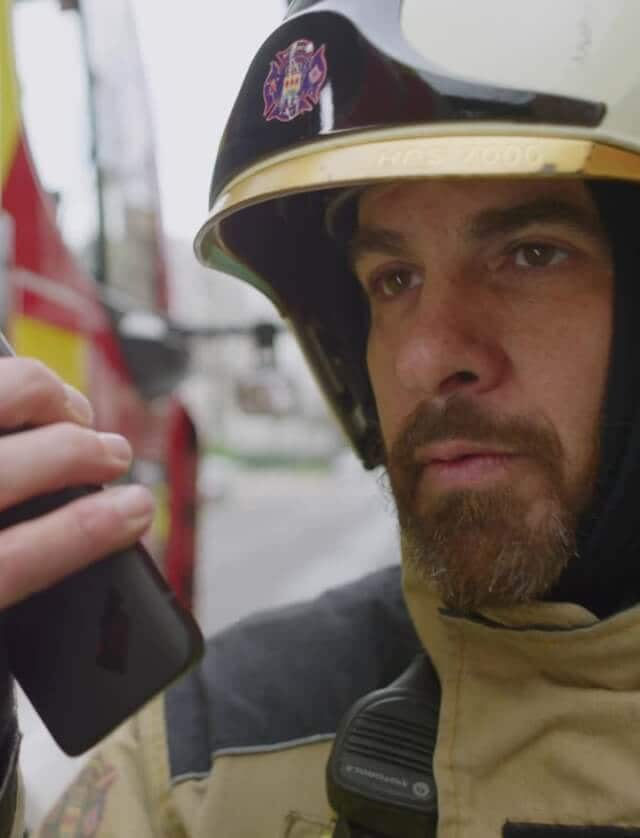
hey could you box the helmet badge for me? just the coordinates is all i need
[263,39,328,123]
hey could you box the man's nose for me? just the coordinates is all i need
[392,280,509,401]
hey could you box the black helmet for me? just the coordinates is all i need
[195,0,640,468]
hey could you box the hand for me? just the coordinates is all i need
[0,358,154,610]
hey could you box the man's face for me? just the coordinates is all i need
[351,178,614,610]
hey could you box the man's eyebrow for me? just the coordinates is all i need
[347,197,605,270]
[467,197,604,241]
[347,228,412,270]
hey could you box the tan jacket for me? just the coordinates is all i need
[31,564,640,837]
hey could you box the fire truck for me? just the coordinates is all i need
[0,0,198,608]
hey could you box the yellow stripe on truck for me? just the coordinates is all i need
[12,315,89,394]
[1,0,20,188]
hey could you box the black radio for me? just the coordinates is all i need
[327,654,441,838]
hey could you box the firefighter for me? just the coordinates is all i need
[2,1,640,835]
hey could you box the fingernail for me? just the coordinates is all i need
[100,432,132,465]
[64,385,94,426]
[111,485,154,527]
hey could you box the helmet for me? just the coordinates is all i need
[194,0,640,468]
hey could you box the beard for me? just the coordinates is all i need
[385,398,599,612]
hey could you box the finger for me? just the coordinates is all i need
[0,484,154,609]
[0,423,132,510]
[62,383,94,426]
[0,358,93,430]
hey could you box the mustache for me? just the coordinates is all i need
[386,398,564,480]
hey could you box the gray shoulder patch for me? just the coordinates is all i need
[164,565,420,783]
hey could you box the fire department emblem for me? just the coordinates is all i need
[40,755,117,836]
[263,38,328,122]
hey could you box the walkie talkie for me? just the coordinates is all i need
[0,331,204,755]
[326,654,440,838]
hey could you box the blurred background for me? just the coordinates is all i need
[1,0,401,828]
[130,0,401,627]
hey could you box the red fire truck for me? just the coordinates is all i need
[0,0,198,608]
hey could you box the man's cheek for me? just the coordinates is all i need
[372,396,404,454]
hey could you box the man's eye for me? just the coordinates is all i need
[371,269,422,299]
[513,243,569,268]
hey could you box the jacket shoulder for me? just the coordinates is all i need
[164,565,420,783]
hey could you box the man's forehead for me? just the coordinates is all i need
[357,177,597,225]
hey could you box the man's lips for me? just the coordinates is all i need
[416,441,521,487]
[418,440,517,464]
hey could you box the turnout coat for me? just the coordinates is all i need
[4,563,640,837]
